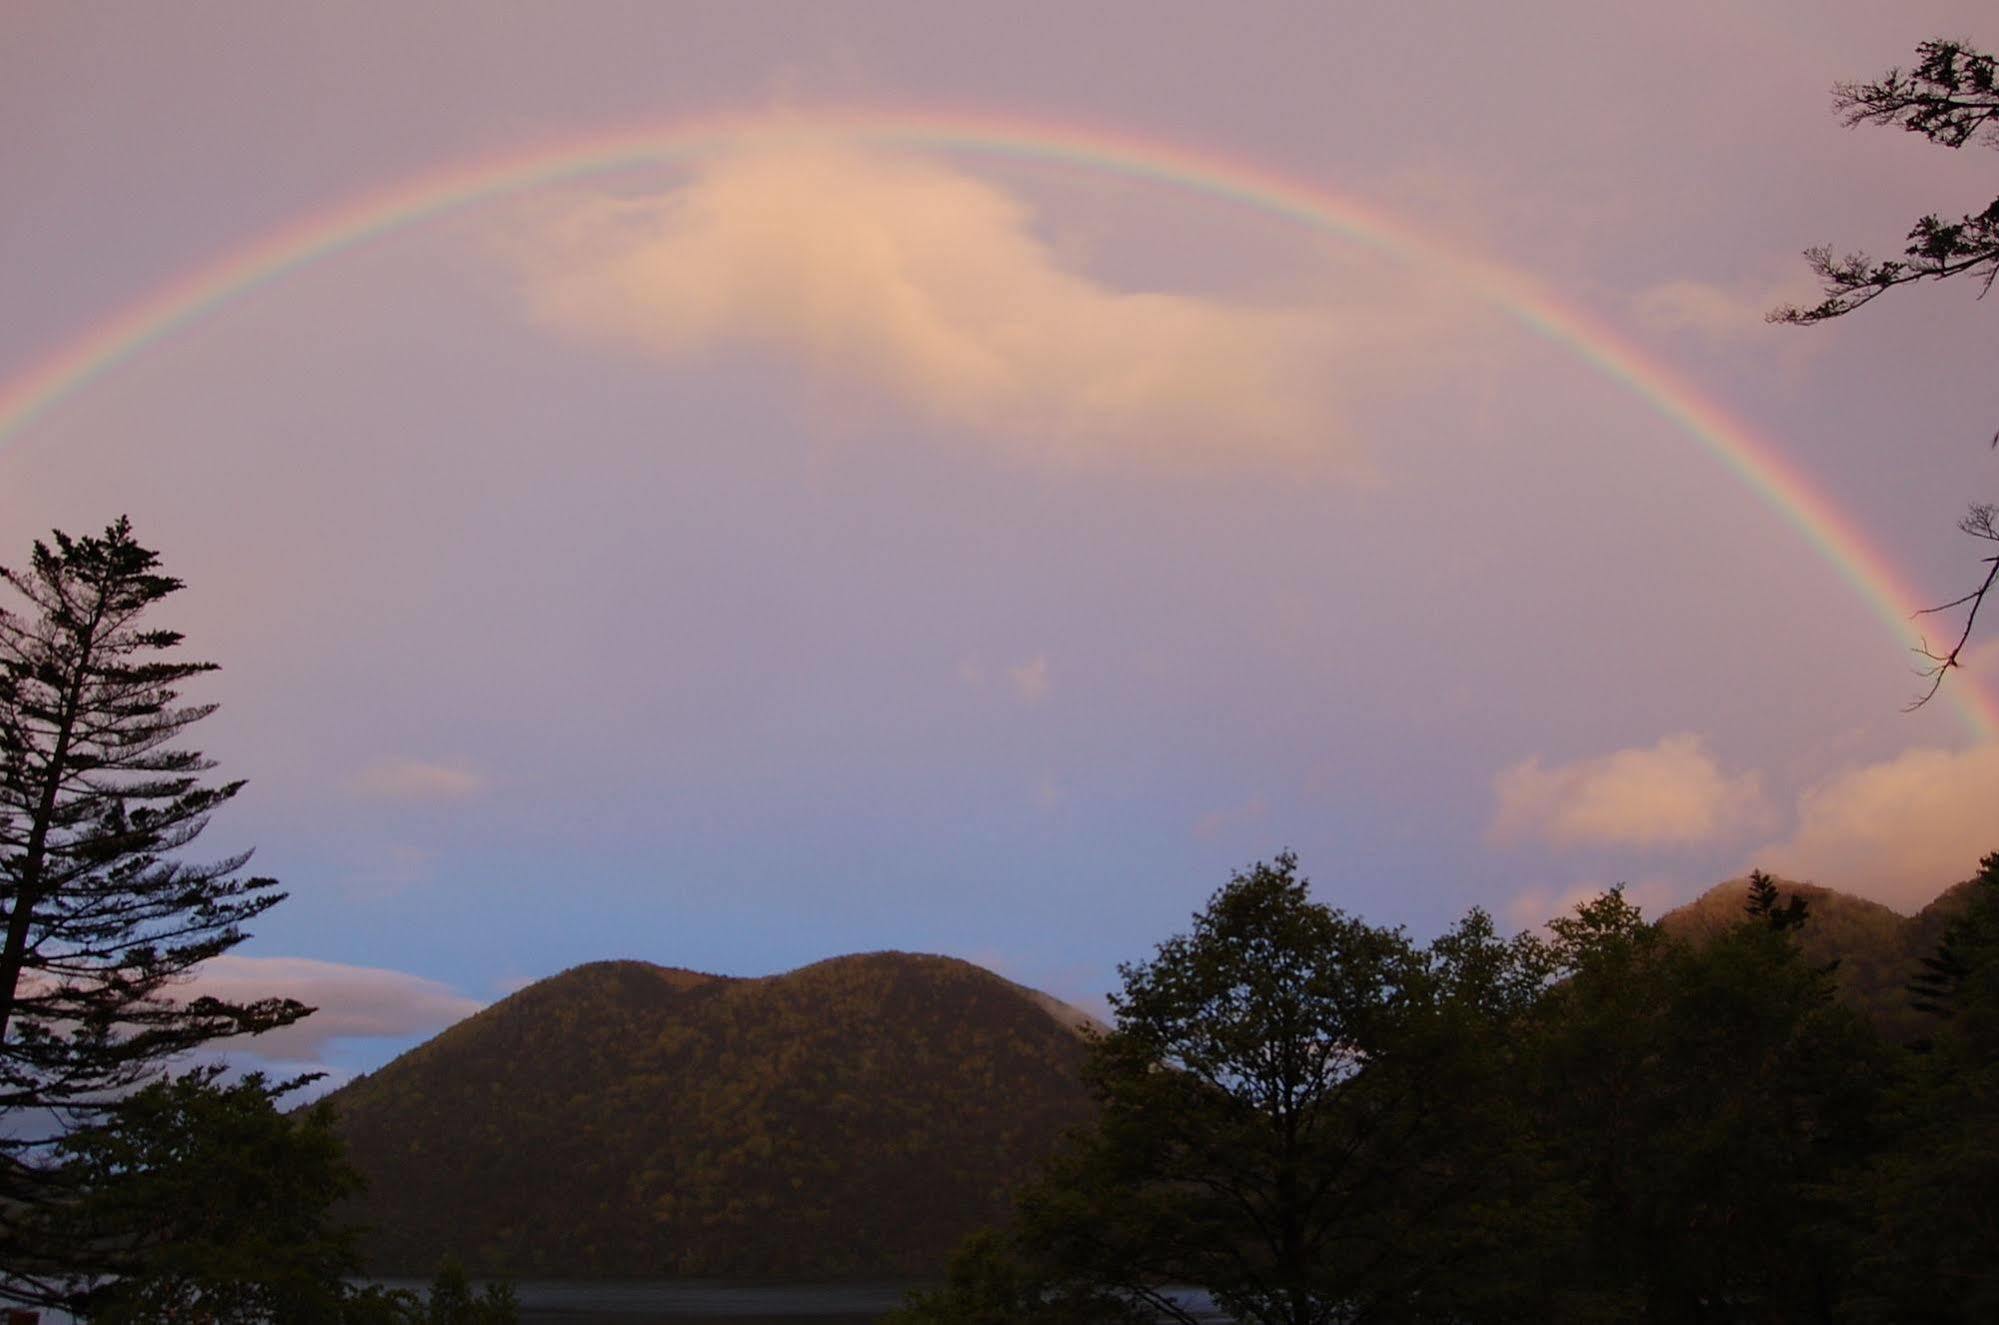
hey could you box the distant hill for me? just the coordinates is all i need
[1659,875,1976,1043]
[325,953,1099,1279]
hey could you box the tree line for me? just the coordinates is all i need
[891,853,1999,1323]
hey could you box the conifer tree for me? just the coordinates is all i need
[0,517,307,1305]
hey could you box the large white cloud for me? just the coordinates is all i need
[183,956,485,1063]
[505,140,1423,468]
[1491,733,1768,848]
[1753,743,1999,911]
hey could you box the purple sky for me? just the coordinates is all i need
[3,2,1996,1085]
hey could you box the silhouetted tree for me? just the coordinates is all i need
[993,855,1555,1325]
[0,517,308,1308]
[44,1070,365,1323]
[418,1257,520,1325]
[1772,39,1999,706]
[1849,852,1999,1320]
[1518,884,1885,1320]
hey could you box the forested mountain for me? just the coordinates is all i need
[325,954,1099,1279]
[1660,875,1976,1043]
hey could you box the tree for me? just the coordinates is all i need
[1849,853,1999,1320]
[1517,884,1886,1320]
[416,1257,521,1325]
[0,517,309,1308]
[1771,39,1999,707]
[998,854,1555,1325]
[42,1070,368,1324]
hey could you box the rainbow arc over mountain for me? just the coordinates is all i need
[2,109,1992,740]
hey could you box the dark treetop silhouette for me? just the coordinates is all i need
[1772,38,1999,708]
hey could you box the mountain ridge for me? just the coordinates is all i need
[326,950,1099,1278]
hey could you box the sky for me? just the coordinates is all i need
[3,1,1996,1086]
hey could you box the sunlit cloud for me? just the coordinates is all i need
[184,956,485,1063]
[1503,878,1683,933]
[1632,273,1823,344]
[504,140,1407,468]
[350,756,485,801]
[1491,733,1769,848]
[1191,795,1268,842]
[1753,743,1999,911]
[1008,655,1050,705]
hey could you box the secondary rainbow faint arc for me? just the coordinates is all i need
[2,108,1993,741]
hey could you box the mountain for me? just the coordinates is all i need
[324,953,1100,1279]
[1659,875,1977,1043]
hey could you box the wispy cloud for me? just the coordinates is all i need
[1192,795,1268,842]
[182,956,485,1064]
[1491,733,1769,849]
[350,757,485,802]
[1631,273,1824,344]
[1008,655,1050,705]
[1753,743,1999,911]
[502,139,1431,469]
[343,843,439,897]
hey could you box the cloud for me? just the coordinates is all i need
[1032,773,1064,811]
[506,139,1392,467]
[957,654,1051,705]
[1752,743,1999,911]
[1491,733,1769,848]
[1632,273,1823,343]
[1192,795,1268,842]
[350,757,485,801]
[1503,879,1683,933]
[343,843,438,896]
[182,956,485,1063]
[1008,656,1050,705]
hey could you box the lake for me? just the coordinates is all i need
[22,1278,1228,1322]
[386,1278,1228,1323]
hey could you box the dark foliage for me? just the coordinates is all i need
[41,1071,364,1323]
[1771,40,1998,325]
[912,855,1557,1325]
[903,856,1999,1323]
[1847,853,1999,1320]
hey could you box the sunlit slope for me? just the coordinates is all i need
[1660,876,1980,1044]
[326,953,1097,1278]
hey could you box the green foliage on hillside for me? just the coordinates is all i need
[326,953,1097,1279]
[1659,874,1975,1044]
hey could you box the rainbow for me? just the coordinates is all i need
[3,108,1993,740]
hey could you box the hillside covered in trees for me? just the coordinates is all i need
[325,953,1100,1278]
[1660,874,1978,1043]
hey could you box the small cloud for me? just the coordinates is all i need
[1753,743,1999,911]
[1503,879,1682,933]
[181,956,485,1064]
[345,843,438,896]
[1632,273,1824,344]
[1491,733,1769,849]
[1008,656,1050,705]
[1192,795,1268,842]
[1032,774,1064,811]
[350,757,485,802]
